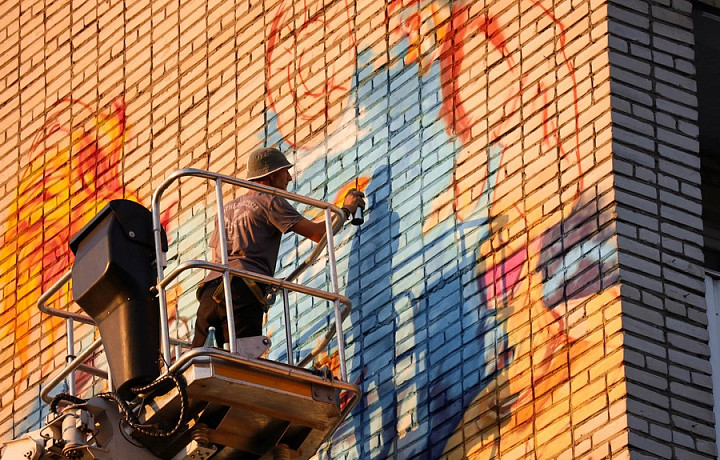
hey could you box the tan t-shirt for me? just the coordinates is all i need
[204,192,302,282]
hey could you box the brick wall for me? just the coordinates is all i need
[609,0,717,458]
[0,0,712,458]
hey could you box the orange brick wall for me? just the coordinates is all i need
[0,0,708,458]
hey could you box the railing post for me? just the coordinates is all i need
[152,191,172,365]
[324,208,347,381]
[174,302,182,361]
[214,178,237,353]
[40,338,104,404]
[282,289,293,366]
[66,318,75,395]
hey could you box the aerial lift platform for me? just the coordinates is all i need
[1,169,360,460]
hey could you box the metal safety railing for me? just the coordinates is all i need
[36,168,355,402]
[37,271,106,403]
[152,168,352,380]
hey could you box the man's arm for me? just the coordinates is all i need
[290,217,329,243]
[289,189,365,243]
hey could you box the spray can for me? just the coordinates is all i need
[350,178,365,226]
[351,206,364,226]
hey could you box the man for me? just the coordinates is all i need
[192,146,365,348]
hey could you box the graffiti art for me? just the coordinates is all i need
[2,0,619,457]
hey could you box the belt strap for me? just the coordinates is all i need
[210,275,269,309]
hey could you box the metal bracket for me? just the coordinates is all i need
[233,336,272,359]
[170,440,217,460]
[310,384,337,404]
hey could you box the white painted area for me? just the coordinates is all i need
[294,108,366,175]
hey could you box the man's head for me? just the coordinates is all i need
[247,147,293,190]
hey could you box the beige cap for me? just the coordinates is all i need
[246,147,292,180]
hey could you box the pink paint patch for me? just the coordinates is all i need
[480,248,527,304]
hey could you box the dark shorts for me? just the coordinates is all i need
[191,277,265,348]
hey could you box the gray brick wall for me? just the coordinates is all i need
[609,0,716,457]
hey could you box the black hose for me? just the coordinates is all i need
[97,371,188,438]
[95,391,139,423]
[50,393,87,413]
[49,373,188,445]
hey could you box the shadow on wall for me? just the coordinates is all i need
[344,164,402,459]
[332,172,617,460]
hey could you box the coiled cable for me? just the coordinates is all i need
[52,371,188,439]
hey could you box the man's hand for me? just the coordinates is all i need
[291,188,367,242]
[342,188,366,219]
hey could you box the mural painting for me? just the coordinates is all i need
[0,98,178,433]
[1,0,619,458]
[261,0,618,458]
[0,98,130,430]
